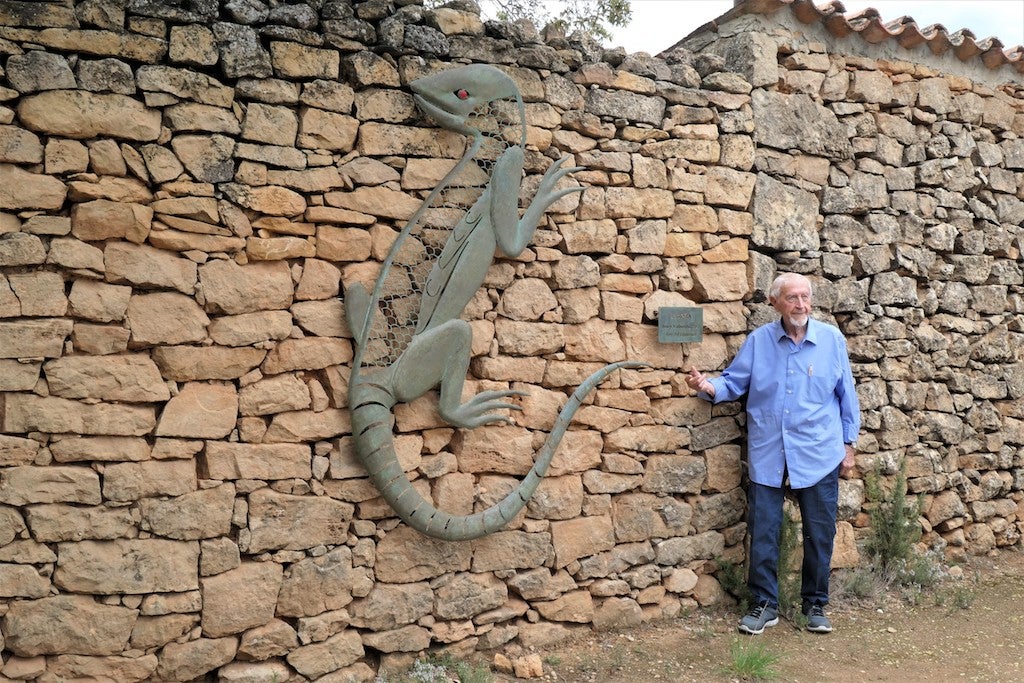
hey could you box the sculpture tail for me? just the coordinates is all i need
[351,360,648,541]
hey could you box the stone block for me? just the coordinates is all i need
[67,280,131,322]
[0,319,72,358]
[155,382,238,439]
[153,345,267,381]
[102,459,197,502]
[373,526,472,583]
[2,595,137,656]
[104,242,197,294]
[200,442,312,480]
[54,539,199,594]
[199,259,293,315]
[44,354,169,402]
[155,637,238,682]
[3,394,155,436]
[550,515,615,568]
[286,630,363,680]
[244,488,353,553]
[201,562,283,637]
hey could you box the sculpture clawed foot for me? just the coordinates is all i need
[443,389,527,429]
[533,156,585,208]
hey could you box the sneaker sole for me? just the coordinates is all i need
[806,623,833,633]
[738,617,779,635]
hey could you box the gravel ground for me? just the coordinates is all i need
[490,548,1024,682]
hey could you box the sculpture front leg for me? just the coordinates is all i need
[393,320,524,429]
[514,156,585,247]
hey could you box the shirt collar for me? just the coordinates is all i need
[772,317,818,345]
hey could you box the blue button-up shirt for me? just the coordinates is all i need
[703,318,861,489]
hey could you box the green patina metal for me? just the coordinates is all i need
[345,64,645,540]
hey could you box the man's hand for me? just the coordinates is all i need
[840,444,856,478]
[685,368,715,397]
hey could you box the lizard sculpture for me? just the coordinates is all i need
[345,63,645,540]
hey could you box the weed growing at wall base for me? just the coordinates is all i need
[864,461,924,576]
[725,637,781,680]
[375,655,492,683]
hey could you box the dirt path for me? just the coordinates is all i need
[495,549,1024,682]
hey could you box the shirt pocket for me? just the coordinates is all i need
[806,372,838,404]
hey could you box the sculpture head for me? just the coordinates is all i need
[410,63,523,138]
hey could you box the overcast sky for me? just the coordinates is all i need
[608,0,1024,55]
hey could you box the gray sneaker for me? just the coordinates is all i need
[804,604,833,633]
[738,602,779,635]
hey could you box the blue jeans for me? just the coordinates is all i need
[746,465,840,608]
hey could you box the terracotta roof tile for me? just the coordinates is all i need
[676,0,1024,75]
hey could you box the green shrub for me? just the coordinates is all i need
[864,461,923,576]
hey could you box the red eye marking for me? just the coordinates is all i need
[455,89,469,100]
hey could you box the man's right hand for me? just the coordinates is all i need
[685,368,715,397]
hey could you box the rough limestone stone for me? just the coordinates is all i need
[24,503,136,543]
[155,382,238,439]
[54,539,199,594]
[347,581,433,632]
[208,310,294,346]
[140,484,235,541]
[0,163,67,210]
[286,630,363,679]
[152,345,268,381]
[18,91,161,141]
[200,442,312,480]
[2,595,137,656]
[473,530,556,573]
[237,619,298,660]
[0,125,44,164]
[71,199,152,243]
[0,434,39,466]
[46,237,104,272]
[67,280,131,322]
[0,464,99,507]
[244,488,354,553]
[126,291,210,345]
[550,515,615,568]
[277,547,367,618]
[435,572,508,620]
[751,90,851,158]
[201,562,283,637]
[7,271,67,316]
[373,526,472,583]
[172,134,236,183]
[43,355,170,402]
[199,259,293,314]
[155,637,238,682]
[0,565,52,598]
[104,242,198,294]
[102,459,197,502]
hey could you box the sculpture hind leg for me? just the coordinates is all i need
[392,319,524,429]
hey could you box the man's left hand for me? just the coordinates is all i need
[840,444,856,478]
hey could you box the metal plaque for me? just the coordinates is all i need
[658,307,703,343]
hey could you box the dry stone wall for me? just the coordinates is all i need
[684,16,1024,562]
[0,0,1020,681]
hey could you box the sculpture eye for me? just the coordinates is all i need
[455,89,469,100]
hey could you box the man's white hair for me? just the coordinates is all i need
[769,273,812,300]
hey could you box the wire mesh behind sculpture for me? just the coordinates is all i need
[361,98,524,368]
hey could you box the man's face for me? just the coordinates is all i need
[771,279,812,329]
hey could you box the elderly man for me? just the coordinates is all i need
[686,273,860,635]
